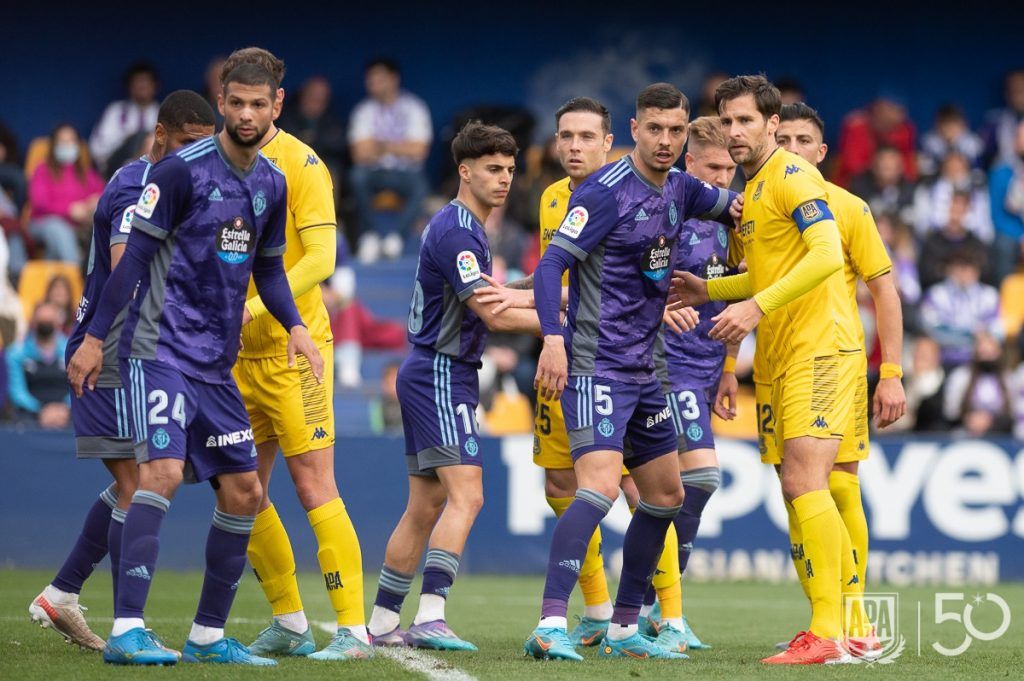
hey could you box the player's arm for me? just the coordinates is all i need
[252,185,324,382]
[70,159,190,395]
[681,172,740,226]
[472,274,571,314]
[244,158,337,324]
[713,342,740,420]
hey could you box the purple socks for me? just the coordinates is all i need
[611,499,681,626]
[194,509,255,628]
[51,485,117,594]
[115,490,169,618]
[541,488,613,619]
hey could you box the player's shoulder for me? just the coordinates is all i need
[826,181,870,216]
[172,136,217,166]
[774,149,823,181]
[262,129,319,171]
[541,176,572,205]
[429,201,481,239]
[573,160,627,205]
[107,156,151,194]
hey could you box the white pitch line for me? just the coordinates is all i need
[313,620,478,681]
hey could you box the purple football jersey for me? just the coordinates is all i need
[406,200,492,365]
[549,156,733,384]
[68,156,151,388]
[118,136,287,383]
[657,217,732,391]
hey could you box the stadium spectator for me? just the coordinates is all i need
[695,72,728,117]
[4,301,69,428]
[919,104,983,179]
[999,240,1024,344]
[917,191,988,291]
[88,61,159,173]
[876,212,921,304]
[348,58,432,263]
[834,96,917,187]
[913,151,992,241]
[776,77,805,106]
[887,335,946,432]
[25,124,104,267]
[981,69,1024,169]
[0,230,24,343]
[0,121,25,210]
[42,273,75,334]
[988,120,1024,282]
[279,75,347,173]
[484,203,529,283]
[850,145,916,225]
[943,333,1015,436]
[920,250,1003,368]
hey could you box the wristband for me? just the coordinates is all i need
[723,355,737,374]
[880,362,903,379]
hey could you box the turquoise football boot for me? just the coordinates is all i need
[524,627,584,661]
[247,621,316,657]
[182,637,276,665]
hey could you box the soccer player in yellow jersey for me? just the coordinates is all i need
[768,101,906,659]
[220,48,371,661]
[674,75,860,665]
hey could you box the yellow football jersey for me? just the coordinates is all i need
[239,129,336,358]
[740,149,859,380]
[539,177,571,286]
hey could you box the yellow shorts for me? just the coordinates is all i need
[233,342,335,457]
[532,394,630,476]
[755,351,863,465]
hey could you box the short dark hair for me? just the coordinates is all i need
[779,102,825,138]
[555,97,611,134]
[636,83,689,114]
[223,63,279,98]
[158,90,215,132]
[451,120,519,165]
[935,103,966,124]
[221,47,285,85]
[366,57,400,76]
[715,75,781,119]
[123,60,158,88]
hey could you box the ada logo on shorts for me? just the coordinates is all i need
[136,183,160,219]
[456,250,482,283]
[558,206,588,239]
[598,417,615,437]
[217,217,256,264]
[151,427,171,450]
[252,189,267,217]
[686,422,704,441]
[464,436,479,457]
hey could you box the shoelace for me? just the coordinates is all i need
[787,631,811,650]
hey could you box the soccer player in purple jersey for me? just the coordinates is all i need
[524,84,738,661]
[66,63,322,667]
[367,122,541,651]
[641,116,740,652]
[29,91,215,652]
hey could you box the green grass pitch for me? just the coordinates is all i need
[1,568,1020,679]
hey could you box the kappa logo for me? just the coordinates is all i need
[206,428,254,447]
[635,207,649,221]
[126,565,151,581]
[304,154,319,166]
[559,559,582,574]
[311,426,328,441]
[549,198,558,208]
[784,164,802,177]
[208,186,223,202]
[811,415,829,430]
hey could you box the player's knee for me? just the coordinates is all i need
[646,486,685,509]
[780,473,810,503]
[139,463,183,499]
[544,472,576,499]
[449,489,484,518]
[293,478,338,512]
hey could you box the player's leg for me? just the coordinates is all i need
[369,473,446,643]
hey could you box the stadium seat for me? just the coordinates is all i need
[17,261,84,321]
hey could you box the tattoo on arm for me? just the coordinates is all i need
[505,275,534,290]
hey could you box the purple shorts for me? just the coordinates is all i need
[561,376,678,470]
[396,348,482,477]
[666,384,716,452]
[121,358,256,483]
[70,385,135,459]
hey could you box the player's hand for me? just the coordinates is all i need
[873,376,907,429]
[671,271,710,307]
[287,325,324,384]
[473,273,534,313]
[729,194,744,228]
[535,335,568,401]
[67,334,104,397]
[664,305,699,334]
[709,299,763,344]
[713,371,739,420]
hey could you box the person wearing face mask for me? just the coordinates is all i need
[5,302,69,427]
[26,124,104,265]
[943,333,1015,436]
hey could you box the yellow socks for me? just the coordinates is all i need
[652,523,682,620]
[547,495,610,608]
[791,489,844,640]
[308,498,365,627]
[784,497,812,601]
[831,471,870,637]
[247,504,303,616]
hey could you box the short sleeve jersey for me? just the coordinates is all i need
[739,149,860,380]
[549,156,732,384]
[240,129,335,358]
[119,136,288,383]
[656,216,733,391]
[67,156,151,388]
[406,200,492,364]
[539,177,572,286]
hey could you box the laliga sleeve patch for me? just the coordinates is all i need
[456,250,482,283]
[791,199,833,232]
[136,183,160,219]
[119,206,136,234]
[558,206,589,239]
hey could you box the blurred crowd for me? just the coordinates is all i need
[2,59,1024,439]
